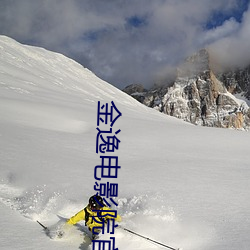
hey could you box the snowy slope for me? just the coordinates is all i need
[0,36,250,250]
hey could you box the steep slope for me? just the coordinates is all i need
[0,36,250,250]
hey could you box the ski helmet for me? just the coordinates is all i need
[89,195,104,210]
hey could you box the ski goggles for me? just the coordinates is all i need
[90,203,102,211]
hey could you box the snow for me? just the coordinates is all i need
[234,93,250,107]
[0,35,250,250]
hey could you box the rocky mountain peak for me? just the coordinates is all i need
[123,49,250,130]
[177,48,210,78]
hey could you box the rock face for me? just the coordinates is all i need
[123,84,147,103]
[123,49,250,130]
[217,66,250,100]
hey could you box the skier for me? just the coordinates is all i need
[66,195,121,239]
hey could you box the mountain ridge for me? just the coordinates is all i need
[123,49,250,130]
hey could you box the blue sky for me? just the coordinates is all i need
[0,0,249,89]
[205,0,249,28]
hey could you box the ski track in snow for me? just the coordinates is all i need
[0,180,210,250]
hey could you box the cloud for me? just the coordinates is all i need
[209,4,250,69]
[200,18,240,45]
[0,0,249,89]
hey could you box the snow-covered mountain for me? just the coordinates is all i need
[124,49,250,130]
[217,65,250,100]
[1,36,250,250]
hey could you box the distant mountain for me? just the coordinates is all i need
[123,49,250,130]
[217,66,250,100]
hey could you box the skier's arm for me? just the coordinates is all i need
[115,213,122,222]
[67,209,85,225]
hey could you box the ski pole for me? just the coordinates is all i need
[119,226,181,250]
[37,220,48,230]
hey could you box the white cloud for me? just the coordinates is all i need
[0,0,249,88]
[209,5,250,69]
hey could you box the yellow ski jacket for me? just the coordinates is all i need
[67,205,121,232]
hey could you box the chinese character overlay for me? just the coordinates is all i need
[97,101,122,127]
[93,101,122,249]
[92,237,118,250]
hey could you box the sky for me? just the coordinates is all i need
[0,0,249,89]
